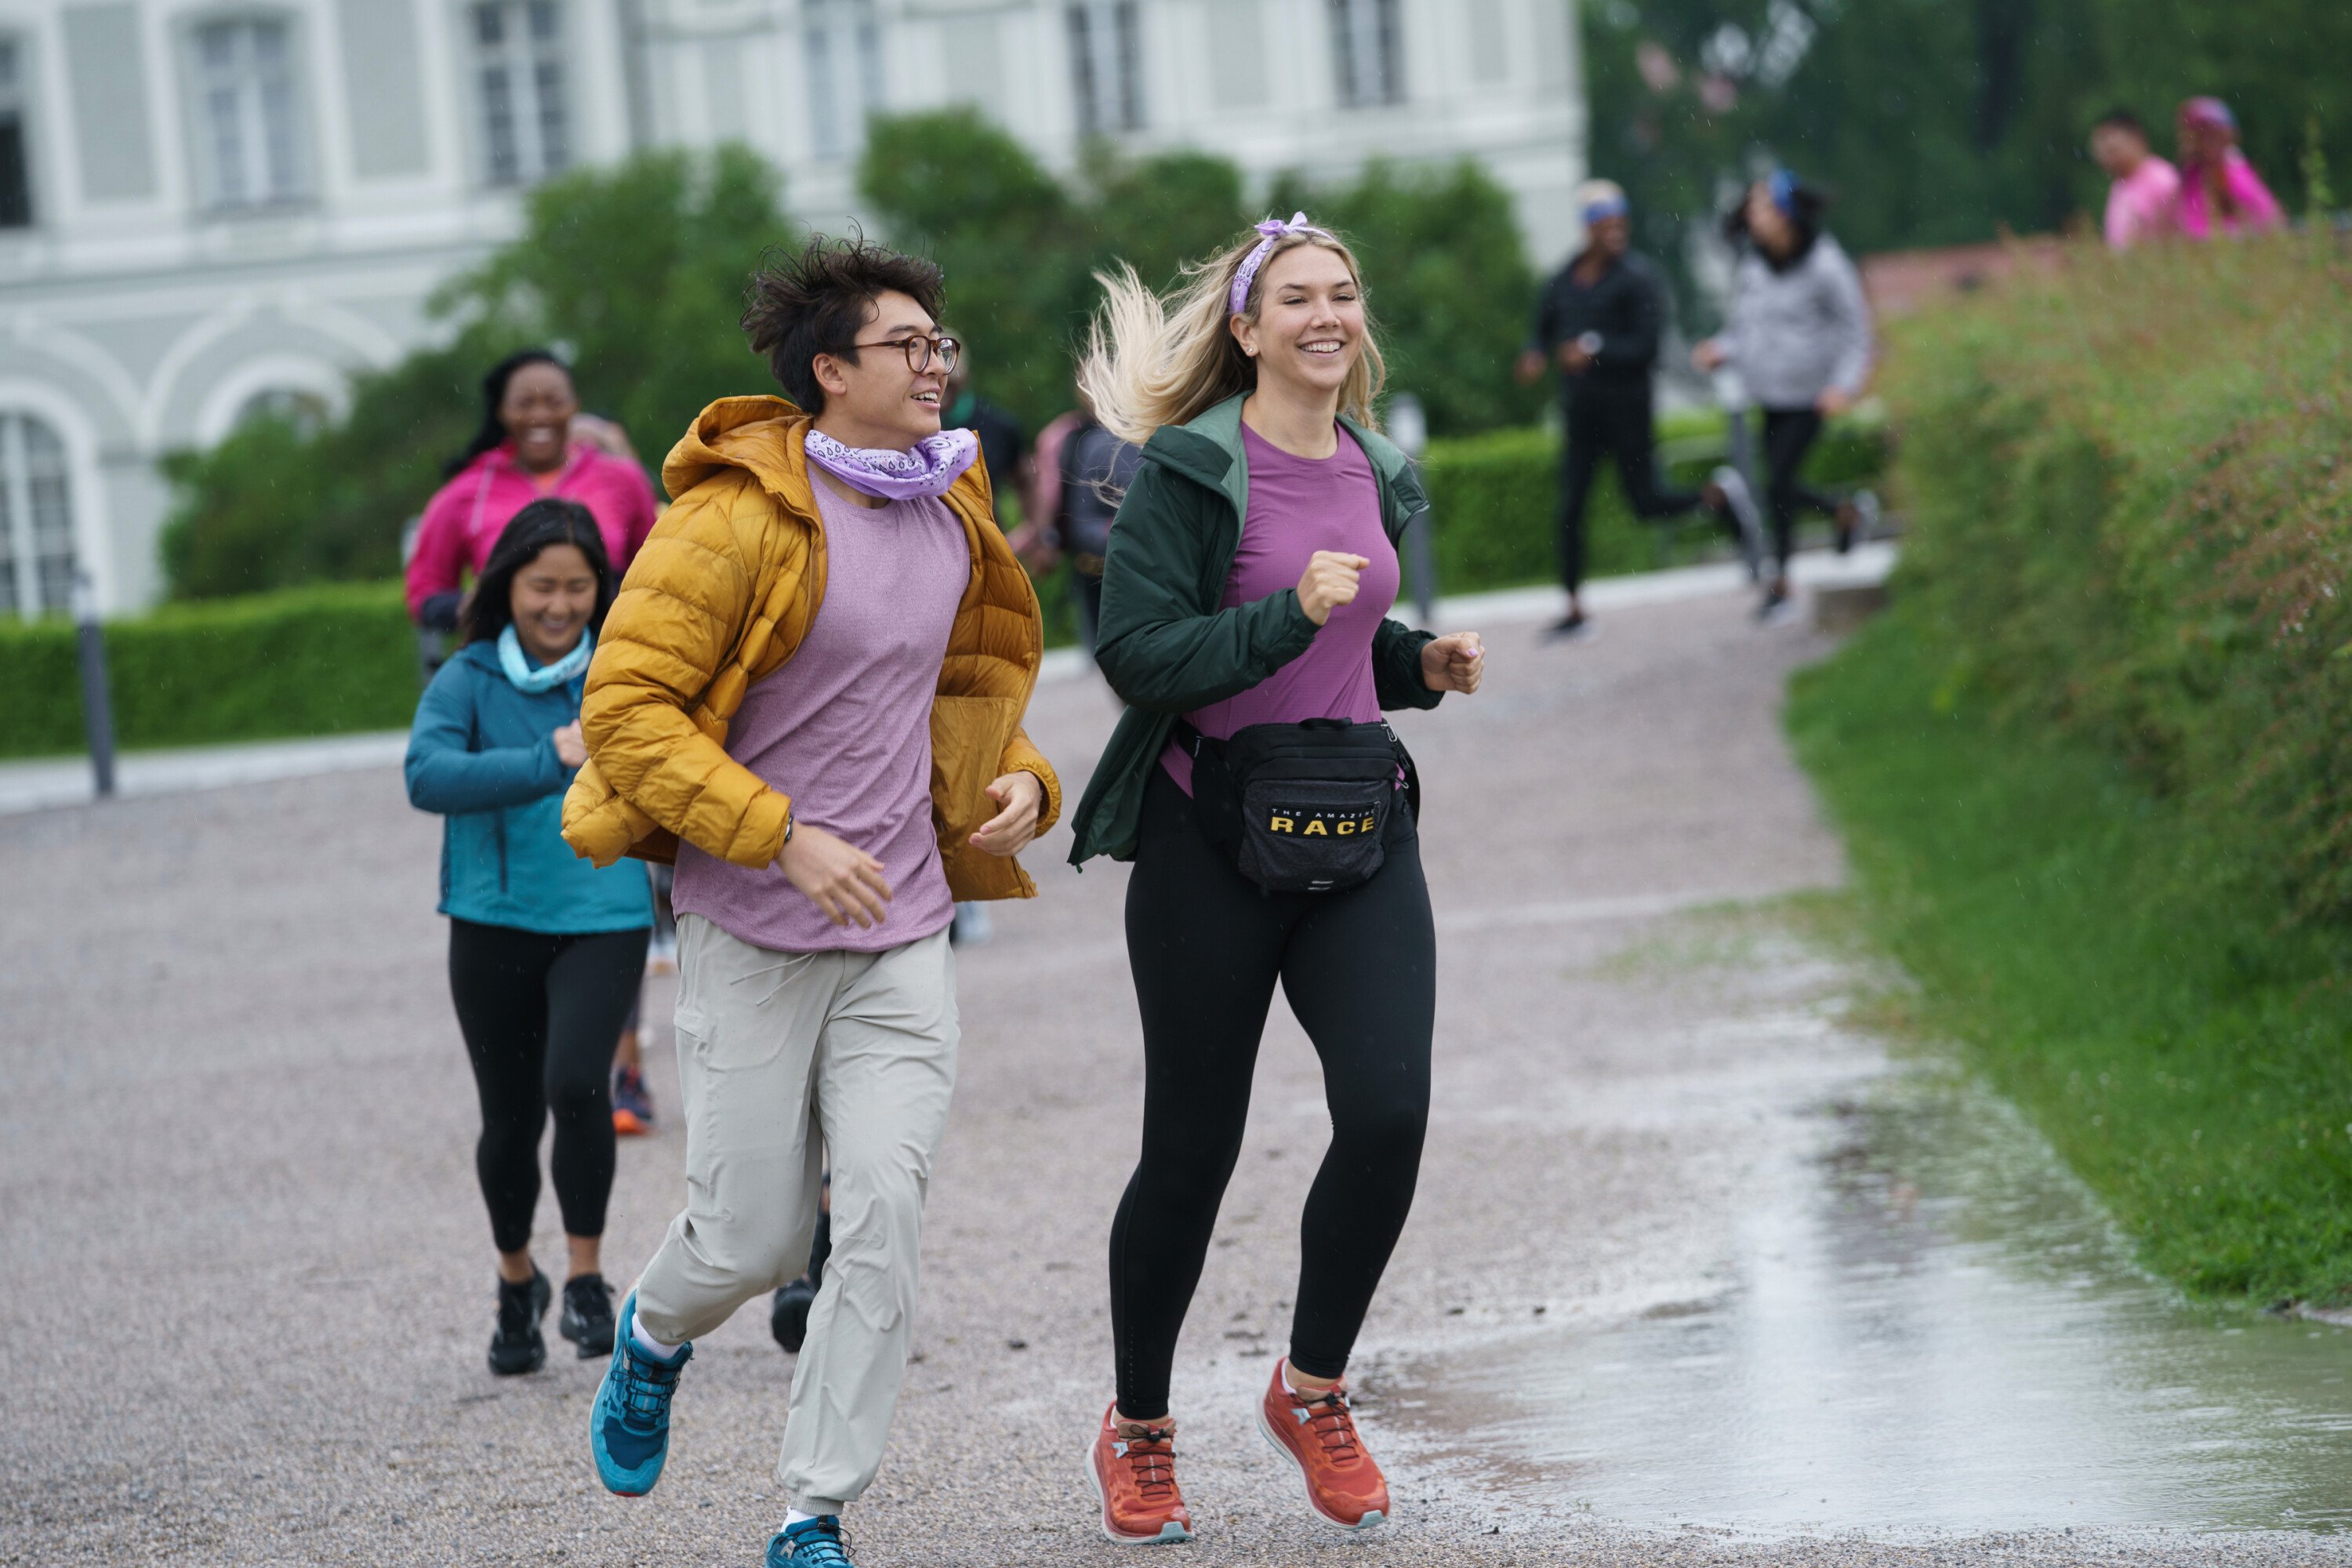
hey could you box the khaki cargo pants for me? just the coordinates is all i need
[634,913,959,1515]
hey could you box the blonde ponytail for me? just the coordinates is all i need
[1076,226,1386,448]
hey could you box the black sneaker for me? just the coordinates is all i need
[1542,611,1595,643]
[561,1272,618,1359]
[489,1269,551,1376]
[771,1208,833,1354]
[1755,583,1798,625]
[771,1276,818,1354]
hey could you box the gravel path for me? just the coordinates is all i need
[6,589,2342,1566]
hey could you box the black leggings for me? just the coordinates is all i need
[1761,408,1843,572]
[1109,766,1436,1418]
[448,918,650,1254]
[1559,387,1706,593]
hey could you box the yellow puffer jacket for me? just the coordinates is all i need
[560,395,1061,901]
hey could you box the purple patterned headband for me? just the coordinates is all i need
[1229,212,1333,318]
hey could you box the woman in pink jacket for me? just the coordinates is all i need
[406,349,659,630]
[2175,98,2287,240]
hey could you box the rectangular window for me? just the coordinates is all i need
[1330,0,1404,107]
[806,0,881,162]
[192,17,303,207]
[474,0,568,186]
[1067,2,1143,136]
[0,40,31,227]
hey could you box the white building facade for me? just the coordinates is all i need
[2,0,1584,616]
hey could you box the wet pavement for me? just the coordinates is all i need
[1388,1029,2352,1540]
[8,582,2350,1566]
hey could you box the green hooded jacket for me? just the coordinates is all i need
[1066,393,1443,866]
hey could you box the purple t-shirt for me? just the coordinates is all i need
[670,478,971,953]
[1162,422,1399,794]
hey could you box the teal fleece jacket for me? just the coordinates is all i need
[405,640,652,933]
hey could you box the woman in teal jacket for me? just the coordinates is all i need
[406,499,650,1376]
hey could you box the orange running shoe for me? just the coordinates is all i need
[1257,1359,1391,1530]
[1085,1403,1192,1544]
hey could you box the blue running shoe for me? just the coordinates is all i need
[590,1290,691,1496]
[768,1515,857,1566]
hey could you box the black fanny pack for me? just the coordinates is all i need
[1174,717,1417,894]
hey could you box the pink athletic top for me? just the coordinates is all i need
[670,479,972,953]
[405,444,659,619]
[2104,157,2180,250]
[1161,423,1399,795]
[2177,151,2286,239]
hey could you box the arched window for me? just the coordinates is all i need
[0,412,75,618]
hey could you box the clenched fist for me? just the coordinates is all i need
[1297,551,1369,626]
[1421,632,1486,694]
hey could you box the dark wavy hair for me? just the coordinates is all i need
[1724,171,1828,270]
[444,347,571,477]
[740,234,946,414]
[459,498,615,647]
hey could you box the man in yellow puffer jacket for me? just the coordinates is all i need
[564,236,1058,1568]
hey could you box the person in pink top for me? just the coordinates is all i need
[406,349,660,629]
[2090,109,2180,250]
[2176,97,2287,240]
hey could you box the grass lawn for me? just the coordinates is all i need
[1786,610,2352,1308]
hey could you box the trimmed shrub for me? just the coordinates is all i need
[1,583,417,758]
[1880,234,2352,923]
[1418,409,1889,596]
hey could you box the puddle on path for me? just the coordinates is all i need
[1391,1066,2352,1536]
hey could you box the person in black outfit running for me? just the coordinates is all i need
[1515,180,1756,641]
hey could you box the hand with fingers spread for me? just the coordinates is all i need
[969,771,1045,858]
[1421,632,1486,695]
[777,823,894,929]
[1297,550,1368,626]
[551,721,588,769]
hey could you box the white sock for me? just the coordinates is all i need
[782,1508,823,1531]
[629,1309,683,1360]
[1281,1359,1336,1397]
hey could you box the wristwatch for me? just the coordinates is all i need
[1575,331,1605,356]
[782,811,795,846]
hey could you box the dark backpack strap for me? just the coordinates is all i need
[1170,717,1225,760]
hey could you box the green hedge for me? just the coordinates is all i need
[13,411,1887,759]
[0,583,417,759]
[1881,235,2352,923]
[1418,408,1888,597]
[1788,234,2352,1304]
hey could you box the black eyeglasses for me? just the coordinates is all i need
[853,333,962,375]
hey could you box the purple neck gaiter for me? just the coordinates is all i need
[804,427,980,502]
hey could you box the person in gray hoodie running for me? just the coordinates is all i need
[1693,171,1875,621]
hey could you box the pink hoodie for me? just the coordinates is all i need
[405,444,659,619]
[2177,149,2286,239]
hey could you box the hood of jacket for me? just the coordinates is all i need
[657,394,1000,522]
